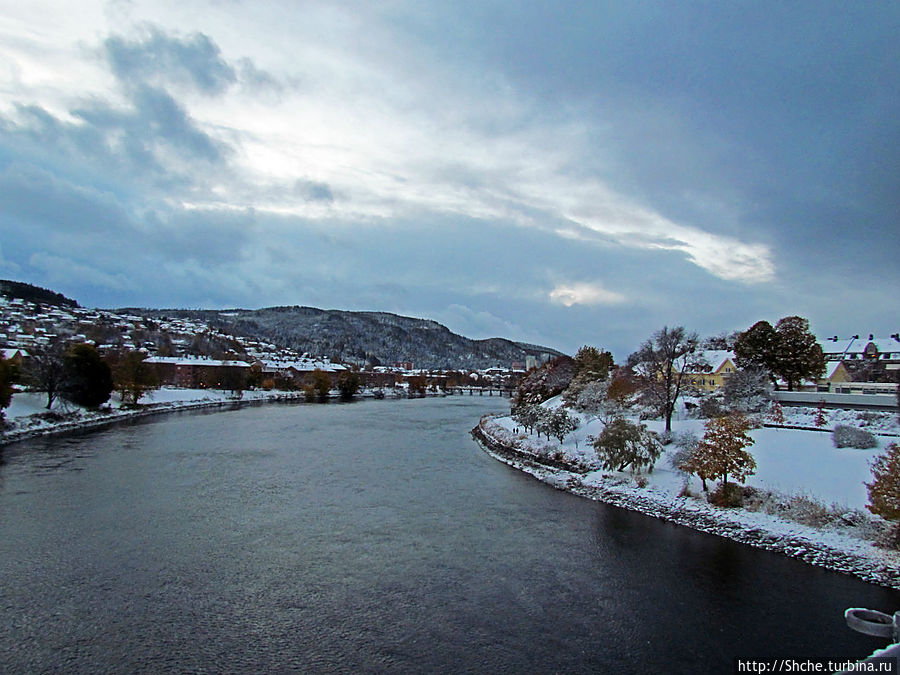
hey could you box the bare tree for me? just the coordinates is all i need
[627,326,702,432]
[27,341,67,409]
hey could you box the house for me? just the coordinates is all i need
[816,361,852,392]
[146,356,250,388]
[822,334,900,369]
[1,347,29,366]
[685,350,737,392]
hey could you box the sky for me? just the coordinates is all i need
[0,1,897,360]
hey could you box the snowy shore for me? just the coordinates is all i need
[0,388,306,445]
[472,414,900,590]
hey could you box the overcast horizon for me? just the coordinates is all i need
[1,1,897,360]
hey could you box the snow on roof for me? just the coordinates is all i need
[823,336,900,357]
[823,361,845,379]
[259,358,346,372]
[698,350,735,372]
[146,356,250,368]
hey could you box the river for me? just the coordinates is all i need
[1,397,898,673]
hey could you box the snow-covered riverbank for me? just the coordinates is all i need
[473,413,900,590]
[1,388,306,445]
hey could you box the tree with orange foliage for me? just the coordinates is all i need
[681,413,756,491]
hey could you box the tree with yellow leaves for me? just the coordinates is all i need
[681,413,756,492]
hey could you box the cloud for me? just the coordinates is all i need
[549,282,627,307]
[104,25,236,94]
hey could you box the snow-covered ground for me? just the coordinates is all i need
[476,398,900,588]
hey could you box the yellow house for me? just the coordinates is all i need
[816,361,850,391]
[685,350,737,392]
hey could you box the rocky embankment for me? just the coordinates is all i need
[472,418,900,590]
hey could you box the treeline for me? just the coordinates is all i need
[0,343,160,424]
[0,280,79,308]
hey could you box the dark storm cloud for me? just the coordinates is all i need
[105,26,237,94]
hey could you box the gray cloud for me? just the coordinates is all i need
[105,26,237,95]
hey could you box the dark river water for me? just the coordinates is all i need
[1,397,899,673]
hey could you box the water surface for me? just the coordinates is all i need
[1,397,897,673]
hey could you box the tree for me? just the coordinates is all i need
[769,401,785,426]
[564,346,614,403]
[219,366,248,399]
[514,356,576,406]
[0,356,16,424]
[545,408,579,444]
[406,374,427,397]
[866,443,900,521]
[512,402,541,434]
[27,341,67,409]
[591,418,662,473]
[722,366,771,413]
[772,316,825,391]
[337,370,360,401]
[108,350,160,405]
[814,400,828,427]
[627,326,702,432]
[571,376,634,425]
[311,369,332,402]
[681,413,756,491]
[62,343,113,408]
[733,321,778,374]
[734,316,825,391]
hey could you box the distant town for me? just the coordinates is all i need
[0,291,551,396]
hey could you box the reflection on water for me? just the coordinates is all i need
[1,397,897,673]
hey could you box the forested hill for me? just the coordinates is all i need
[124,306,564,370]
[0,280,79,308]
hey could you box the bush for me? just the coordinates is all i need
[867,443,900,522]
[708,481,744,507]
[833,425,878,449]
[697,396,725,419]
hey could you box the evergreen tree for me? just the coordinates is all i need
[0,356,16,423]
[564,346,614,403]
[814,401,828,427]
[62,343,113,407]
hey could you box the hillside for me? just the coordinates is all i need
[122,306,564,370]
[0,280,78,308]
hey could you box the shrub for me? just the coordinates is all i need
[708,481,744,507]
[866,443,900,522]
[698,396,725,419]
[833,425,878,449]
